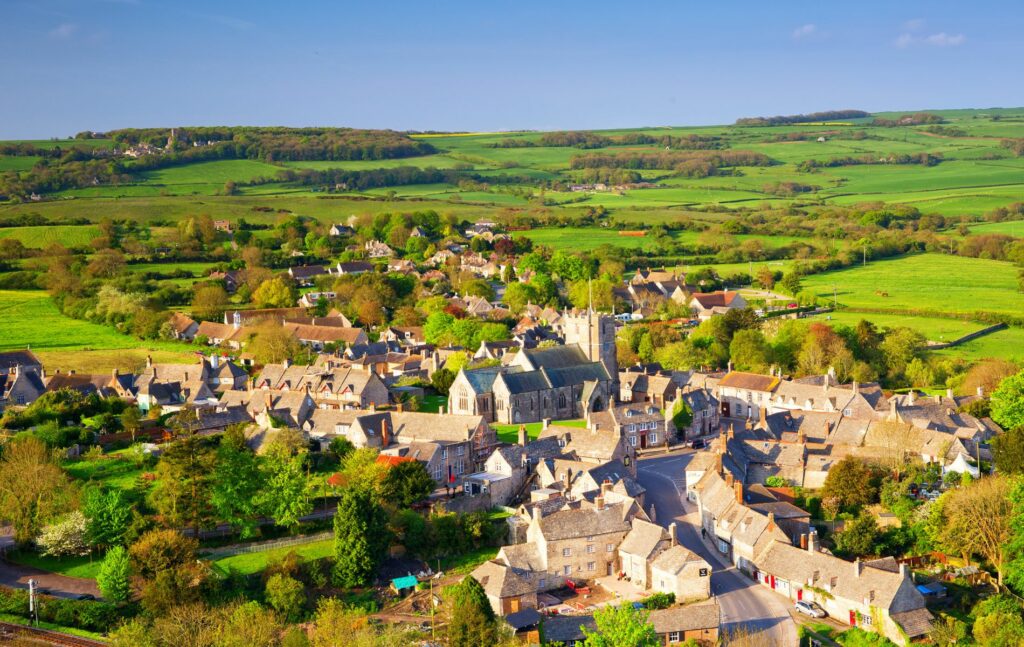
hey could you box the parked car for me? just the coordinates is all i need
[690,438,707,450]
[795,600,827,618]
[75,593,96,601]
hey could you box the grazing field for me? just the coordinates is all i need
[0,290,196,371]
[0,225,100,248]
[801,254,1024,318]
[519,227,805,252]
[966,219,1024,237]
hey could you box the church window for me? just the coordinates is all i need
[558,393,567,408]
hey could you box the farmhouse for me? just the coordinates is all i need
[689,290,747,320]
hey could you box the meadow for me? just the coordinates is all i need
[0,290,196,371]
[801,254,1024,319]
[519,227,804,252]
[0,224,100,247]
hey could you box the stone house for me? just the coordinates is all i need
[651,544,713,603]
[649,602,721,646]
[716,370,780,420]
[689,290,747,320]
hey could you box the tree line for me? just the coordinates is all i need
[569,150,773,177]
[735,109,870,126]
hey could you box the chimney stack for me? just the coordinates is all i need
[601,478,613,496]
[532,506,543,521]
[264,391,273,412]
[907,390,916,405]
[112,367,119,378]
[734,481,743,504]
[146,355,152,368]
[854,558,863,577]
[808,529,819,554]
[727,361,733,373]
[381,419,390,447]
[283,358,291,369]
[725,472,734,487]
[715,453,723,476]
[595,495,605,511]
[977,386,984,398]
[899,562,908,579]
[758,403,767,428]
[669,522,678,547]
[767,512,776,532]
[542,418,551,430]
[800,533,808,550]
[518,424,528,446]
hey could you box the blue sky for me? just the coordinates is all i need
[1,0,1022,138]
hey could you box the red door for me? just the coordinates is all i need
[849,610,857,626]
[769,575,776,589]
[797,589,803,601]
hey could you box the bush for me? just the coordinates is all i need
[641,591,676,609]
[265,573,306,621]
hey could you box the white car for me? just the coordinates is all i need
[795,600,827,618]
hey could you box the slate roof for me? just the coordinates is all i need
[473,561,536,599]
[649,602,720,634]
[0,350,41,372]
[651,544,707,575]
[289,265,327,279]
[537,502,632,541]
[462,365,504,394]
[503,608,542,630]
[542,615,597,643]
[691,291,742,308]
[501,370,554,394]
[718,371,779,392]
[618,519,667,559]
[891,608,935,639]
[520,345,591,371]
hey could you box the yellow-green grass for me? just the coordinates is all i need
[808,311,987,342]
[800,254,1024,318]
[493,418,586,444]
[0,225,101,248]
[0,156,41,171]
[517,227,805,252]
[933,326,1024,362]
[280,155,470,171]
[139,159,285,186]
[0,613,107,642]
[4,550,103,580]
[0,290,196,371]
[64,450,148,490]
[212,539,334,576]
[966,219,1024,237]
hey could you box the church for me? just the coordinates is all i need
[448,309,618,424]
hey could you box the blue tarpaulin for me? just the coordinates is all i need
[391,575,418,592]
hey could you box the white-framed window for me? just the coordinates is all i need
[628,435,637,447]
[843,408,852,416]
[606,543,615,552]
[627,424,636,433]
[669,631,680,643]
[648,433,659,445]
[539,578,546,589]
[563,565,571,575]
[441,448,448,459]
[457,445,465,456]
[432,466,443,480]
[587,562,595,572]
[586,544,595,554]
[456,460,465,475]
[563,548,571,557]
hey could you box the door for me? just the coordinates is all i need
[797,589,803,601]
[510,598,520,613]
[849,610,857,626]
[721,401,731,417]
[640,434,648,449]
[607,563,613,576]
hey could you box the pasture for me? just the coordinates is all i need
[0,224,100,248]
[801,253,1024,319]
[0,290,196,371]
[519,227,805,252]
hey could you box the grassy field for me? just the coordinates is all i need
[0,290,196,371]
[493,418,586,444]
[0,225,101,248]
[63,450,148,490]
[4,550,103,580]
[518,227,805,252]
[212,539,334,576]
[801,254,1024,319]
[967,219,1024,237]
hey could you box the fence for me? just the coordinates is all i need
[200,530,333,559]
[925,322,1007,350]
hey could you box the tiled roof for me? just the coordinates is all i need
[649,601,720,633]
[618,519,666,559]
[718,371,779,392]
[651,545,706,575]
[536,502,631,541]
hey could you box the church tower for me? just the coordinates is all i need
[563,308,618,386]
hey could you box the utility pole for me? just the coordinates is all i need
[28,579,37,626]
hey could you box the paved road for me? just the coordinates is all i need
[638,451,798,647]
[0,559,100,600]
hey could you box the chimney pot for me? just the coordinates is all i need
[725,472,734,487]
[977,386,984,398]
[734,481,743,504]
[854,558,863,577]
[669,522,678,547]
[595,495,605,511]
[800,533,808,549]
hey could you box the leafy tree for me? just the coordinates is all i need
[992,370,1024,431]
[820,457,879,514]
[430,367,456,395]
[447,575,498,647]
[671,397,692,434]
[941,475,1013,586]
[128,528,198,580]
[247,321,301,364]
[581,603,659,647]
[972,595,1024,647]
[333,487,389,587]
[150,435,216,535]
[265,573,306,622]
[778,272,802,296]
[97,545,132,602]
[191,284,230,321]
[381,460,435,508]
[993,426,1024,475]
[729,329,771,372]
[0,436,74,544]
[37,510,90,557]
[256,443,313,529]
[252,277,296,308]
[211,427,265,538]
[83,487,133,549]
[834,511,881,558]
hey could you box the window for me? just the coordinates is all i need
[563,565,571,575]
[432,466,443,480]
[627,424,636,433]
[456,460,465,475]
[843,408,852,416]
[669,631,681,643]
[586,544,595,554]
[628,435,637,447]
[648,432,659,445]
[457,445,465,456]
[606,543,615,552]
[736,404,744,416]
[587,562,595,572]
[558,393,567,408]
[539,578,546,589]
[562,548,572,557]
[458,390,469,411]
[441,448,448,459]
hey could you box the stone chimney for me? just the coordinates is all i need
[907,390,916,405]
[396,401,404,412]
[146,355,152,368]
[532,506,543,521]
[800,533,808,550]
[669,522,678,547]
[715,453,723,476]
[518,425,528,446]
[370,401,376,411]
[946,388,954,400]
[595,495,605,511]
[808,529,819,554]
[899,562,908,579]
[734,481,743,504]
[758,403,767,428]
[381,419,390,447]
[542,418,551,430]
[767,512,776,532]
[727,361,733,373]
[977,386,984,398]
[264,391,273,412]
[283,358,291,369]
[725,472,734,487]
[853,558,863,577]
[211,353,219,369]
[601,478,613,496]
[112,367,119,379]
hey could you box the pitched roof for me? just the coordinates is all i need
[536,502,631,541]
[690,291,742,308]
[649,602,720,634]
[718,371,779,392]
[520,345,591,371]
[0,350,41,370]
[472,560,537,598]
[618,519,667,559]
[542,615,596,643]
[651,544,707,575]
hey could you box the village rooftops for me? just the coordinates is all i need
[649,601,720,634]
[718,371,780,392]
[535,501,632,541]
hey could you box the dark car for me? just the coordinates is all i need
[75,594,96,601]
[690,439,707,450]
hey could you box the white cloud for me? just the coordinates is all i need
[792,23,817,39]
[903,18,925,31]
[925,32,965,47]
[895,31,965,48]
[48,23,78,39]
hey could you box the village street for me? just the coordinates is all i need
[637,451,799,646]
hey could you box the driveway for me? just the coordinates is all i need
[0,559,101,599]
[638,452,798,646]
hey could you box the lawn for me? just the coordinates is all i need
[967,219,1024,237]
[0,225,100,248]
[63,450,149,490]
[0,290,197,371]
[420,395,448,413]
[493,418,586,444]
[0,613,107,642]
[438,546,499,576]
[801,253,1024,319]
[4,551,103,580]
[212,539,335,576]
